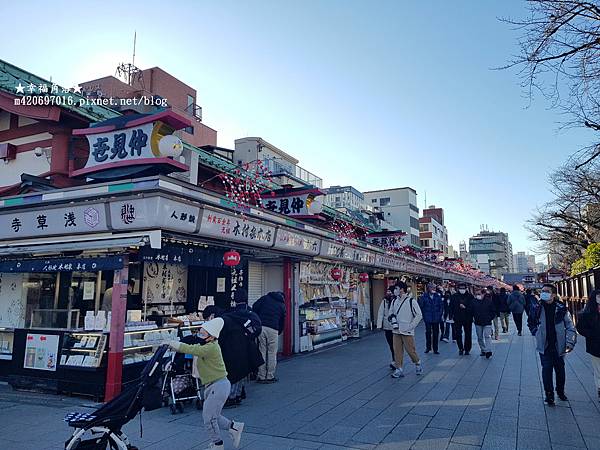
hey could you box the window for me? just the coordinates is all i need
[410,204,419,213]
[371,199,377,203]
[410,216,420,229]
[335,196,340,202]
[380,197,390,206]
[187,95,194,109]
[184,126,194,135]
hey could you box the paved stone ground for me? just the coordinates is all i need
[2,319,600,450]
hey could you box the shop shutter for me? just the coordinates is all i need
[247,261,264,306]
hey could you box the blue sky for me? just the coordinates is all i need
[0,0,594,260]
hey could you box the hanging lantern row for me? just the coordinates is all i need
[223,250,241,266]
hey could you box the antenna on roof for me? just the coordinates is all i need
[116,31,142,87]
[132,31,136,67]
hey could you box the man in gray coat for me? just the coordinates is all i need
[528,284,576,406]
[507,285,526,335]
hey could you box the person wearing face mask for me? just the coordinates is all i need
[528,284,576,406]
[389,281,423,378]
[166,318,245,450]
[376,288,397,369]
[450,283,474,355]
[576,289,600,402]
[418,282,444,354]
[472,288,496,358]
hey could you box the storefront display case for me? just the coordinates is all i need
[299,298,343,351]
[60,331,107,368]
[0,328,14,380]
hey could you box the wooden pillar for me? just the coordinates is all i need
[282,258,293,356]
[105,255,129,401]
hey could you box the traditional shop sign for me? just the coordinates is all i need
[0,203,108,240]
[263,190,324,217]
[366,231,408,252]
[319,240,355,261]
[140,246,227,267]
[198,209,275,248]
[354,249,376,265]
[0,256,124,273]
[109,197,200,234]
[24,333,60,371]
[274,229,321,255]
[72,111,190,178]
[375,254,399,270]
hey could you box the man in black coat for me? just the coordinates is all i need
[450,283,474,355]
[252,291,286,383]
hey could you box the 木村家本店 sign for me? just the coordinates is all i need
[198,209,276,247]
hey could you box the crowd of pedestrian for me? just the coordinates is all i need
[377,280,590,409]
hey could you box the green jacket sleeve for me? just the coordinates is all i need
[178,342,214,357]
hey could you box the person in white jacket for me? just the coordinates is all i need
[389,281,423,378]
[376,288,397,369]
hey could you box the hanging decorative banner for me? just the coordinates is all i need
[198,208,275,248]
[273,229,321,255]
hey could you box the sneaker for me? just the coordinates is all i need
[442,338,449,343]
[434,351,440,355]
[480,351,485,356]
[518,332,522,336]
[206,442,224,450]
[391,368,405,378]
[266,377,278,383]
[494,336,500,341]
[557,392,568,401]
[424,349,431,354]
[256,378,268,384]
[389,363,397,370]
[485,352,492,359]
[459,350,464,356]
[229,421,244,449]
[545,391,555,406]
[416,364,423,375]
[464,351,470,355]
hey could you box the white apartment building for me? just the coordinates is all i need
[513,252,535,273]
[324,186,366,211]
[363,188,420,247]
[469,230,514,278]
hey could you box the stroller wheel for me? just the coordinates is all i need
[176,402,184,413]
[170,404,177,415]
[196,399,203,410]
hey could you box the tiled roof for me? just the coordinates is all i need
[0,59,120,122]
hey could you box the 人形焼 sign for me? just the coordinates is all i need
[71,110,191,180]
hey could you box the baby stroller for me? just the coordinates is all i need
[63,345,168,450]
[161,349,203,414]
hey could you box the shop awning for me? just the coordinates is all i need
[0,230,162,256]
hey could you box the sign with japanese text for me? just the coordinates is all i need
[198,209,275,248]
[375,254,400,270]
[354,249,376,265]
[262,192,324,217]
[0,203,108,240]
[366,232,408,252]
[0,256,124,273]
[109,197,200,233]
[273,229,321,255]
[319,240,355,261]
[24,333,60,371]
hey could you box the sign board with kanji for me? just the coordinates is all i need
[262,192,324,217]
[274,229,321,255]
[0,203,108,240]
[109,197,200,234]
[319,240,355,261]
[198,209,276,248]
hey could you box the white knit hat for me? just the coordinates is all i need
[202,317,224,338]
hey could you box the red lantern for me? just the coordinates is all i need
[359,272,369,283]
[330,267,343,281]
[223,250,241,267]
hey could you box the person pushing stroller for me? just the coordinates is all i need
[166,318,244,450]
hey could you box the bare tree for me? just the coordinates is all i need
[527,157,600,267]
[504,0,600,167]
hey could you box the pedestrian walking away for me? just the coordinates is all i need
[528,284,576,406]
[166,318,244,450]
[472,287,495,358]
[507,285,526,335]
[440,288,452,343]
[496,287,511,334]
[376,288,397,369]
[388,281,423,378]
[252,291,286,383]
[450,283,474,355]
[576,289,600,402]
[418,282,444,354]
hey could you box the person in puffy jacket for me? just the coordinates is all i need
[376,288,397,369]
[472,288,496,358]
[507,285,526,336]
[495,287,511,334]
[576,289,600,402]
[252,291,286,383]
[528,284,576,406]
[389,281,423,378]
[450,283,474,355]
[418,282,444,354]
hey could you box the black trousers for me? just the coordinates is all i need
[540,347,565,394]
[439,321,451,340]
[513,312,523,334]
[425,322,439,352]
[454,321,473,352]
[384,329,395,360]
